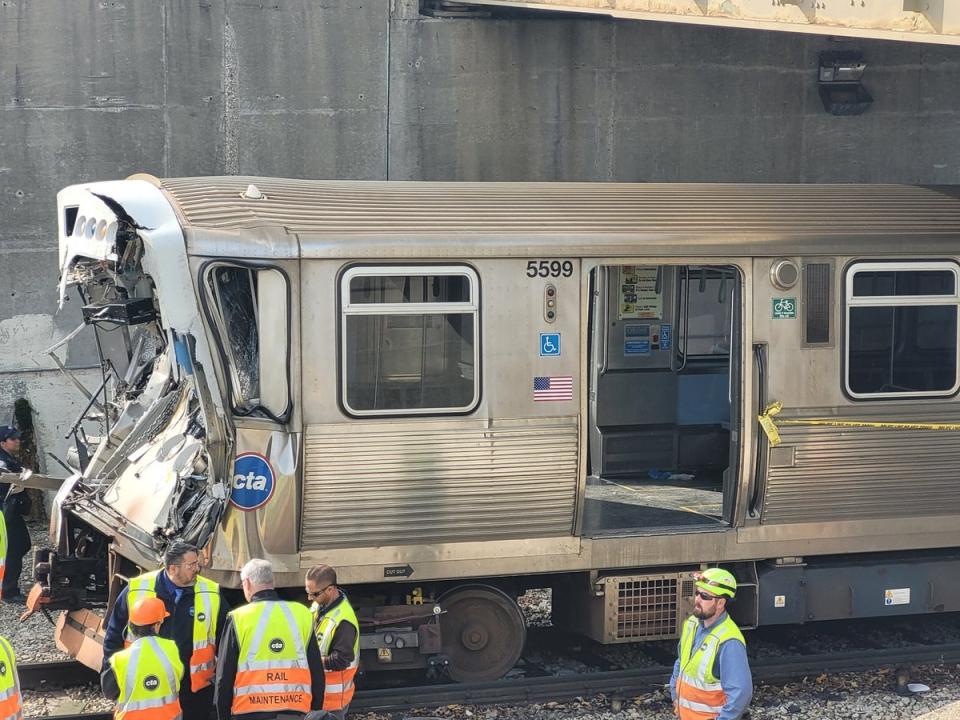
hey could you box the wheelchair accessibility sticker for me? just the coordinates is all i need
[231,453,275,511]
[540,333,561,357]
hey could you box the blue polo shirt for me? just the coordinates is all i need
[669,611,753,720]
[158,568,185,606]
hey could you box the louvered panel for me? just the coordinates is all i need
[804,262,832,345]
[151,177,960,238]
[301,417,579,549]
[762,411,960,524]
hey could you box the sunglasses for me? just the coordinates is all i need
[695,591,719,602]
[306,585,331,599]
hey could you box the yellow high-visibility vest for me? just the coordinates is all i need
[0,635,22,720]
[109,636,182,720]
[312,595,360,711]
[675,614,745,720]
[125,571,221,691]
[230,600,315,716]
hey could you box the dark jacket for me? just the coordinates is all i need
[0,448,30,598]
[0,448,22,501]
[316,591,358,672]
[215,589,325,720]
[3,490,31,518]
[100,658,122,702]
[0,447,31,517]
[102,571,229,701]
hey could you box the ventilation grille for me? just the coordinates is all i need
[804,262,832,345]
[614,576,679,640]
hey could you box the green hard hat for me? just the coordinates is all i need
[696,567,737,599]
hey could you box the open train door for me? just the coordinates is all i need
[583,263,745,536]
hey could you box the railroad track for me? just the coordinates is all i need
[20,640,960,719]
[19,661,97,691]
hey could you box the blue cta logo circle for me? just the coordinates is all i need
[230,453,275,511]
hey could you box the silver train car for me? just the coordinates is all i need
[34,177,960,681]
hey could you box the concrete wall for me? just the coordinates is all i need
[2,0,959,466]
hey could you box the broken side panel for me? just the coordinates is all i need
[50,181,232,564]
[197,257,300,586]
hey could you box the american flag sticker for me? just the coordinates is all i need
[533,375,574,401]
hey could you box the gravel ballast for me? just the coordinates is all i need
[10,549,960,718]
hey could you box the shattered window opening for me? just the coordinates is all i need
[203,263,290,419]
[211,267,261,407]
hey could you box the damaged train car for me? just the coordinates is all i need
[31,176,960,682]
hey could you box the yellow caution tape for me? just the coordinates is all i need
[758,400,960,447]
[757,402,783,446]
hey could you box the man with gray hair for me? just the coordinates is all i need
[215,559,326,720]
[102,539,229,720]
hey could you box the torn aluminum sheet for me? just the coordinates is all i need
[52,181,230,559]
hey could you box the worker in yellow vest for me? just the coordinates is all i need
[215,558,326,720]
[0,634,22,720]
[102,597,183,720]
[670,568,752,720]
[304,565,359,720]
[102,541,229,720]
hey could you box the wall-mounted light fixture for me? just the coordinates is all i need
[818,50,873,116]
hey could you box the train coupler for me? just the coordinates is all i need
[19,548,106,622]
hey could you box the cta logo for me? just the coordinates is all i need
[143,675,160,691]
[269,638,285,654]
[230,453,275,511]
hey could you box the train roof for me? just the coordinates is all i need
[137,175,960,258]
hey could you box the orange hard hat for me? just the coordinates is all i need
[129,597,170,627]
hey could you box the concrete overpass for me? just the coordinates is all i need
[432,0,960,45]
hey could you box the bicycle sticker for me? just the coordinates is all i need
[772,297,797,319]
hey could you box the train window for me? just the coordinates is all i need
[340,266,480,415]
[845,262,960,399]
[678,267,735,358]
[203,263,291,421]
[349,274,472,304]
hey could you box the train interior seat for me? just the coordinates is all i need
[583,264,739,536]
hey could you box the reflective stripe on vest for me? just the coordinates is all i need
[188,577,220,691]
[110,636,183,720]
[675,615,745,720]
[125,572,222,692]
[230,600,314,715]
[312,595,360,711]
[0,636,22,720]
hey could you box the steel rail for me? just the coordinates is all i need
[352,641,960,712]
[21,641,960,719]
[19,661,97,691]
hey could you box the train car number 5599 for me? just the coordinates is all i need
[526,260,574,277]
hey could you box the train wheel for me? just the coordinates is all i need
[438,584,526,682]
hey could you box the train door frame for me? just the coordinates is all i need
[578,258,752,537]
